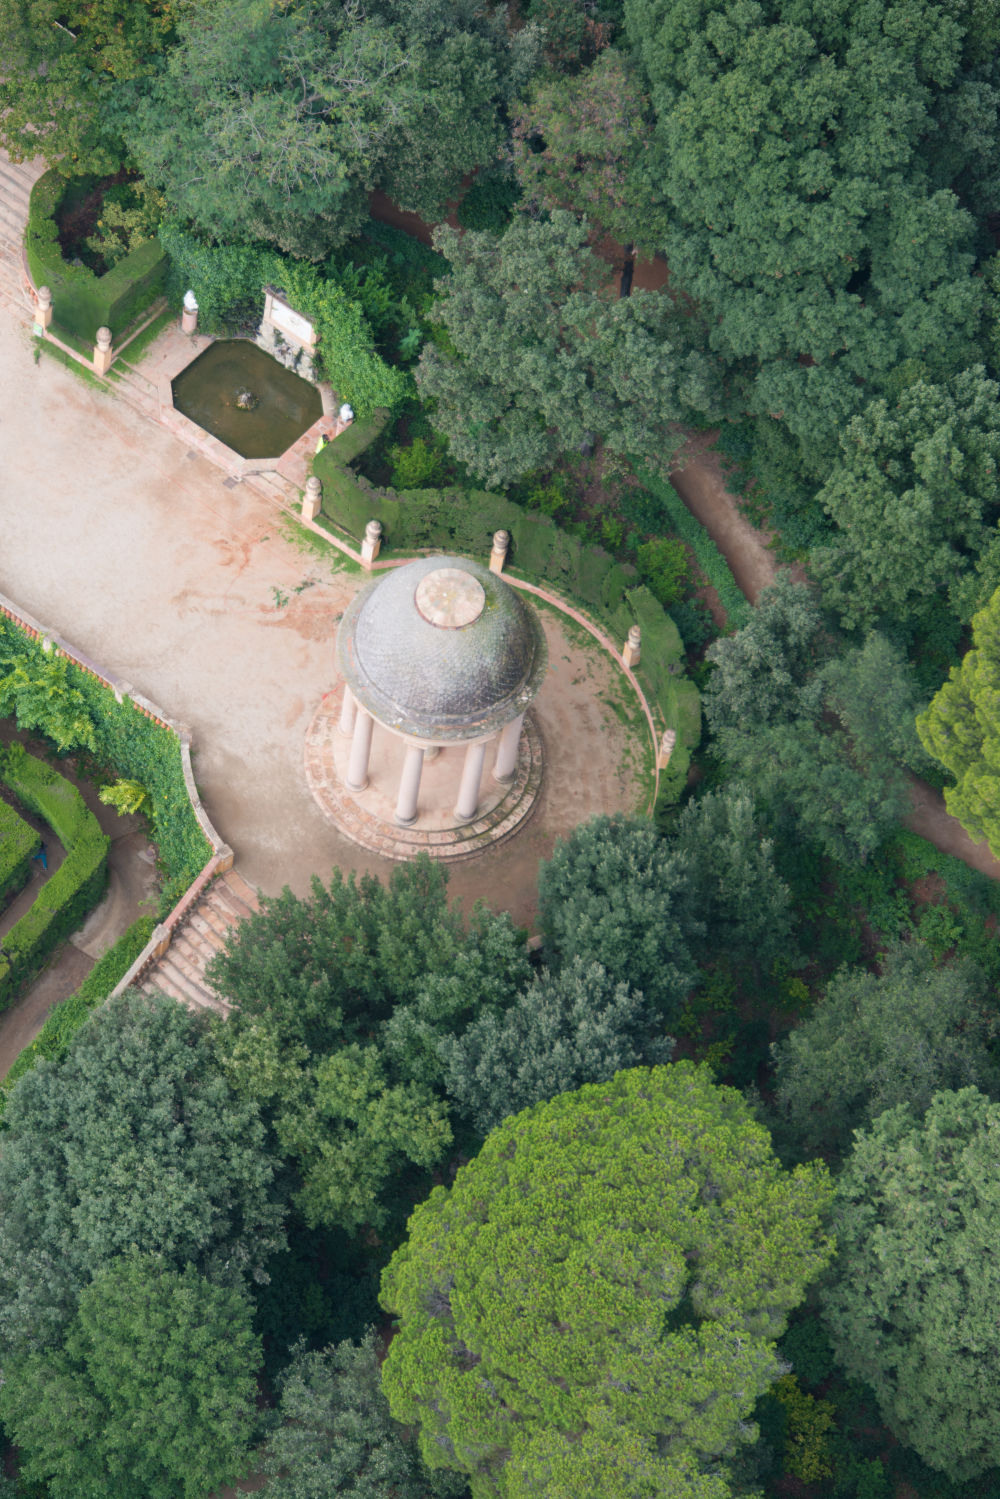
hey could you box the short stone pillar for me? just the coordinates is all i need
[346,708,374,791]
[489,529,510,575]
[302,475,322,522]
[657,728,677,769]
[493,713,524,784]
[395,744,425,826]
[455,740,488,823]
[93,326,114,376]
[622,624,641,668]
[361,519,382,570]
[35,285,53,330]
[181,289,199,335]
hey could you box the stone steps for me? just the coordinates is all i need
[141,869,260,1015]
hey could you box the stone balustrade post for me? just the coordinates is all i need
[622,624,641,668]
[302,475,322,522]
[657,729,677,769]
[489,529,510,575]
[361,519,382,570]
[93,326,114,376]
[35,285,53,331]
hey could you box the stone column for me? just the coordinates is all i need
[93,326,113,376]
[346,708,374,791]
[181,290,199,335]
[492,713,524,784]
[455,741,487,823]
[35,286,52,330]
[302,475,322,521]
[622,624,641,668]
[361,520,382,570]
[489,529,509,575]
[395,744,425,826]
[338,686,357,738]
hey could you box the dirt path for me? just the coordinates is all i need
[667,433,1000,884]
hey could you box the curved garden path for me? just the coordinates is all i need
[668,435,1000,881]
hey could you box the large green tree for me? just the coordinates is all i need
[917,583,1000,854]
[705,580,929,864]
[823,1089,1000,1477]
[773,942,998,1157]
[417,210,719,486]
[381,1064,833,1499]
[265,1329,463,1499]
[537,813,700,1020]
[0,1255,261,1499]
[0,0,176,170]
[0,989,283,1357]
[814,367,1000,630]
[440,957,673,1134]
[623,0,994,474]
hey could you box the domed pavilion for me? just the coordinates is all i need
[335,555,547,829]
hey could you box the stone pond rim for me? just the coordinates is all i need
[170,339,322,460]
[337,556,548,741]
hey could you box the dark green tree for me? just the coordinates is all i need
[824,1088,1000,1477]
[537,813,701,1019]
[673,783,795,976]
[624,0,993,474]
[265,1328,463,1499]
[0,989,283,1357]
[0,1255,261,1499]
[417,210,720,486]
[774,943,998,1156]
[381,1064,833,1499]
[440,957,673,1133]
[814,368,1000,630]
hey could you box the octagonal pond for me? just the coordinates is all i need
[171,339,322,459]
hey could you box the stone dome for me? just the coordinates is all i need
[337,555,547,742]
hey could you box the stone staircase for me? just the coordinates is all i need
[141,869,260,1016]
[0,153,45,317]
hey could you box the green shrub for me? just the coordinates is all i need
[0,619,211,889]
[26,171,166,343]
[455,170,523,233]
[0,799,40,904]
[0,914,155,1111]
[0,745,109,1009]
[636,536,690,606]
[389,436,445,489]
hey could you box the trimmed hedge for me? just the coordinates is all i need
[0,800,40,905]
[630,464,753,629]
[26,170,167,343]
[0,746,109,1008]
[312,442,701,803]
[0,619,212,895]
[0,914,155,1112]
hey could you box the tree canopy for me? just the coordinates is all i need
[773,942,998,1156]
[417,211,719,487]
[917,583,1000,854]
[824,1088,1000,1478]
[381,1063,833,1499]
[0,989,284,1357]
[0,1255,261,1499]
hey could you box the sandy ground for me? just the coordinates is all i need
[0,313,649,936]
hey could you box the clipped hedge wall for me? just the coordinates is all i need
[0,800,40,905]
[0,618,212,893]
[0,914,155,1113]
[0,746,109,1008]
[630,464,753,630]
[313,444,701,802]
[26,170,167,343]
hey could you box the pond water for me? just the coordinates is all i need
[171,340,322,459]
